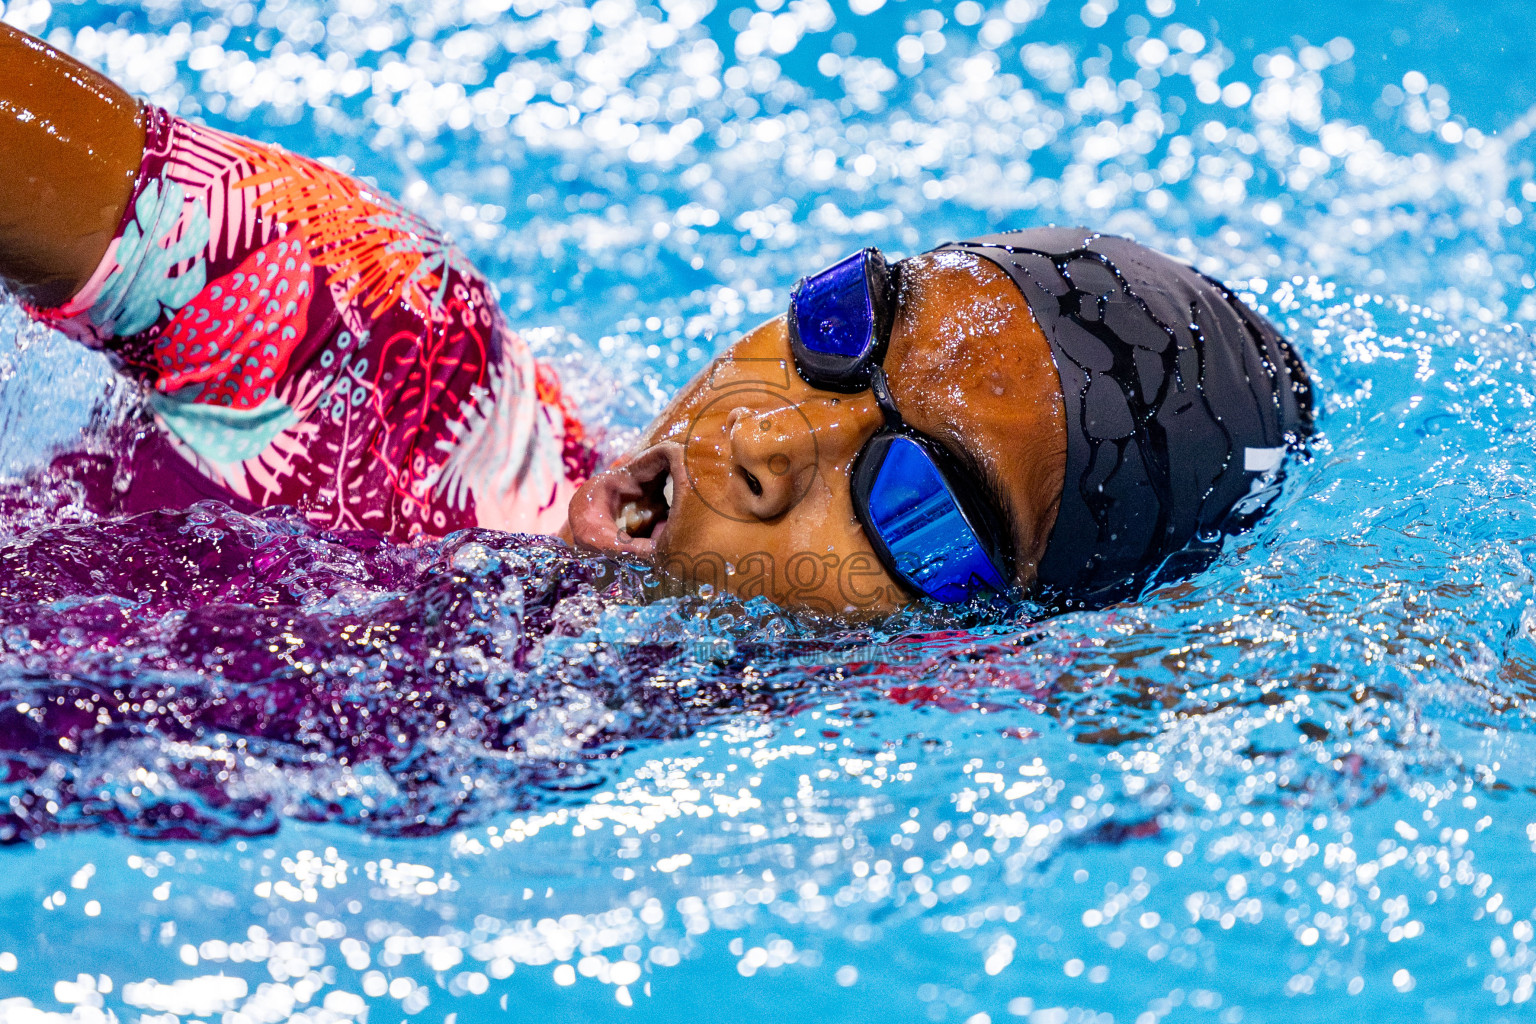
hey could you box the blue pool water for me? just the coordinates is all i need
[2,0,1536,1020]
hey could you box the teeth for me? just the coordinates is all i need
[662,474,674,508]
[617,500,652,538]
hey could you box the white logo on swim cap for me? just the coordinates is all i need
[1243,446,1285,472]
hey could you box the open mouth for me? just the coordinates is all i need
[567,442,682,560]
[617,460,673,540]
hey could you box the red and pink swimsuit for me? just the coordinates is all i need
[30,106,595,540]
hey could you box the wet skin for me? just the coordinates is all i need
[567,251,1070,617]
[0,23,145,307]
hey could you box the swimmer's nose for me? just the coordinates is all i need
[726,406,816,520]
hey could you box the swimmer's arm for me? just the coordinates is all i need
[0,24,144,308]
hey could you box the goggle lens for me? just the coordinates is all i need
[860,435,1009,603]
[789,250,880,359]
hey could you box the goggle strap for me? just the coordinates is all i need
[868,366,903,430]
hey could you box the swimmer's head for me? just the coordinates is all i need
[567,229,1313,617]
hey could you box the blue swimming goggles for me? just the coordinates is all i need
[787,248,1015,603]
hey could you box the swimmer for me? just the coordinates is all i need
[0,25,1312,617]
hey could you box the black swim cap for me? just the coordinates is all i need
[933,228,1313,607]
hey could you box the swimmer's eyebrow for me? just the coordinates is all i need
[951,440,1020,572]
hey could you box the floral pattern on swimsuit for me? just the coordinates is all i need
[30,105,596,540]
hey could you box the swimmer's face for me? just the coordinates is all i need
[566,251,1068,617]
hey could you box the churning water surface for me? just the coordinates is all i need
[1,0,1536,1020]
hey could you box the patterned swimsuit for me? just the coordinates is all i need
[29,106,595,540]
